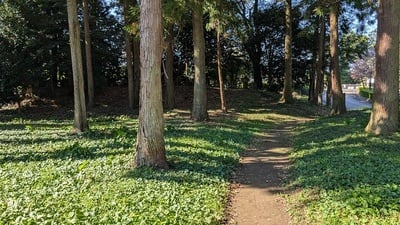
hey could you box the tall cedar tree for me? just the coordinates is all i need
[134,0,168,169]
[282,0,293,103]
[67,0,88,133]
[123,0,136,110]
[164,25,175,110]
[329,1,346,114]
[252,0,263,89]
[132,1,140,108]
[216,0,227,112]
[315,15,325,105]
[83,0,94,108]
[366,0,400,135]
[216,22,227,112]
[310,15,326,105]
[191,0,209,121]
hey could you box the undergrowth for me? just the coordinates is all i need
[0,115,251,224]
[0,89,310,224]
[288,110,400,225]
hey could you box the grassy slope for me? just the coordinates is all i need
[0,89,313,225]
[289,110,400,225]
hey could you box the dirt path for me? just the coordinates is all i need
[226,120,303,225]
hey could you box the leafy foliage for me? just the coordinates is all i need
[288,111,400,224]
[0,88,323,224]
[358,87,374,99]
[0,104,274,224]
[350,49,374,85]
[0,0,123,104]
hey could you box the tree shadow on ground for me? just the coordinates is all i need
[0,141,131,164]
[287,110,400,215]
[0,118,137,164]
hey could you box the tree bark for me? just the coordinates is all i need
[217,19,227,112]
[83,0,94,108]
[164,25,175,110]
[329,2,346,115]
[309,61,316,102]
[133,39,140,107]
[282,0,293,104]
[191,0,208,121]
[250,53,262,89]
[366,0,400,135]
[252,0,263,89]
[326,73,332,107]
[311,15,326,105]
[316,15,325,105]
[124,0,135,110]
[134,0,168,169]
[67,0,88,133]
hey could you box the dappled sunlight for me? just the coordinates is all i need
[0,87,325,224]
[0,107,263,224]
[288,110,400,224]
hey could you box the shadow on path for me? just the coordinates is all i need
[227,120,308,225]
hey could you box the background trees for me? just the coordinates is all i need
[349,49,374,87]
[0,0,123,104]
[0,0,390,129]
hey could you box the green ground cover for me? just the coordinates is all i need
[288,110,400,225]
[358,87,374,99]
[0,114,252,224]
[1,90,307,225]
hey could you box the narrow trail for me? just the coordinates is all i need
[227,120,304,225]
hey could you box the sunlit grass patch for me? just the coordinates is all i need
[0,108,269,224]
[288,110,400,225]
[0,88,320,224]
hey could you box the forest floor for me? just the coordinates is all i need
[4,87,398,224]
[1,86,319,224]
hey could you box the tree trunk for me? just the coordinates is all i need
[133,39,140,108]
[164,25,175,110]
[329,2,346,115]
[124,0,135,110]
[50,46,59,97]
[366,0,399,135]
[67,0,88,133]
[326,73,332,107]
[316,15,325,105]
[309,21,318,103]
[282,0,293,103]
[83,0,94,108]
[311,15,326,105]
[309,53,316,102]
[191,0,208,121]
[252,0,263,89]
[217,20,227,112]
[134,0,168,169]
[250,54,262,89]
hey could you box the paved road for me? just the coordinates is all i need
[345,93,371,111]
[323,89,372,111]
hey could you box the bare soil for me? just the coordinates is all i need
[226,119,307,225]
